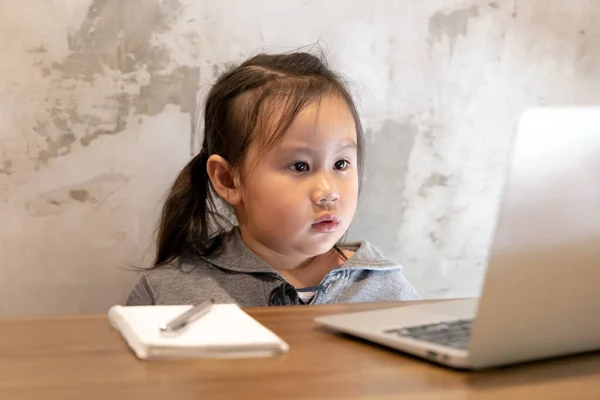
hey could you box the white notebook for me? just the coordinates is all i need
[108,304,289,360]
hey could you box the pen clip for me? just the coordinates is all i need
[159,298,215,335]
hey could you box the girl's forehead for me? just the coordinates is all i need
[279,95,357,145]
[245,94,358,168]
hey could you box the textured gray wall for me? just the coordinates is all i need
[1,0,599,315]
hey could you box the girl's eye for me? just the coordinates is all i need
[334,159,350,170]
[290,161,309,172]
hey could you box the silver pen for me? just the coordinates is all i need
[159,298,215,334]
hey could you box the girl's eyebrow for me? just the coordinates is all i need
[337,142,358,151]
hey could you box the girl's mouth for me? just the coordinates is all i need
[311,215,340,233]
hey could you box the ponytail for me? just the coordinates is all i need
[154,149,225,267]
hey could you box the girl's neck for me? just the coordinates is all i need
[278,249,346,288]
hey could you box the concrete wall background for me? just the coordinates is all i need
[1,0,598,315]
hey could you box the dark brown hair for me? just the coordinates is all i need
[154,51,365,267]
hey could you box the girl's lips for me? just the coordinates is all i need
[313,214,340,224]
[311,220,339,233]
[311,214,340,233]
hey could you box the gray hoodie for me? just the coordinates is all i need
[126,227,420,307]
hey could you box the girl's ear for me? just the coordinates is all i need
[206,155,242,206]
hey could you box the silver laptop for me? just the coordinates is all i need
[315,107,600,369]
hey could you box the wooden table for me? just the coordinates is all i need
[0,301,599,399]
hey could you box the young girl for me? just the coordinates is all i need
[127,51,420,306]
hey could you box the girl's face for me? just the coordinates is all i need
[235,94,359,259]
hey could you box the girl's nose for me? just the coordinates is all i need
[311,174,340,206]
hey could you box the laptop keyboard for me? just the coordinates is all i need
[384,319,473,350]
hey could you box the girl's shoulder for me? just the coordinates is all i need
[338,240,400,270]
[332,241,422,302]
[129,253,238,306]
[141,253,217,288]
